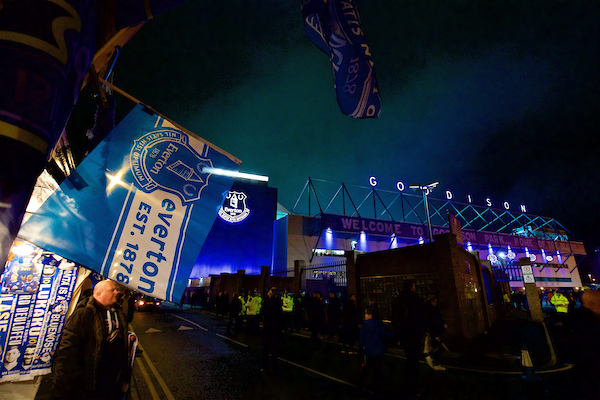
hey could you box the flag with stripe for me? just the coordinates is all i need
[18,105,241,302]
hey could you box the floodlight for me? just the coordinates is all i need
[408,180,440,243]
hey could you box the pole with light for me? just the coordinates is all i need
[409,181,439,243]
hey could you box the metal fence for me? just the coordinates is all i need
[491,265,523,283]
[303,260,347,286]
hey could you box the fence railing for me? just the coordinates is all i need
[303,260,347,286]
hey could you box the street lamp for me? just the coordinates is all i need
[409,181,439,243]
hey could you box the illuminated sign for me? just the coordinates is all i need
[368,176,527,212]
[218,191,250,223]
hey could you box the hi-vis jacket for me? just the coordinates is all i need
[239,296,247,315]
[551,293,569,313]
[246,295,262,316]
[282,294,294,313]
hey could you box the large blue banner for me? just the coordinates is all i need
[0,0,186,273]
[301,0,381,118]
[0,246,78,383]
[18,105,241,302]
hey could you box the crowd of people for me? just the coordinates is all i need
[507,287,583,314]
[201,280,448,398]
[48,277,599,400]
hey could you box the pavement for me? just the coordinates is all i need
[0,303,575,400]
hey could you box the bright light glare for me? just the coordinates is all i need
[106,169,128,193]
[203,167,268,182]
[12,243,35,256]
[325,227,333,248]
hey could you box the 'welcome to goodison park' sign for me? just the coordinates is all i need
[368,176,527,213]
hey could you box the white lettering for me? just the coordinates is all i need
[396,181,404,191]
[150,143,178,175]
[446,190,453,200]
[369,176,377,187]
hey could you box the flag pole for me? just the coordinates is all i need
[98,78,241,165]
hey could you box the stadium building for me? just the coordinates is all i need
[192,176,586,293]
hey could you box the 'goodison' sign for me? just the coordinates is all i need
[368,176,527,213]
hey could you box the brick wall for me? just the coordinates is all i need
[355,233,494,351]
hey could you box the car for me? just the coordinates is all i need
[135,295,161,311]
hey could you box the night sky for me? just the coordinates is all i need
[102,1,598,268]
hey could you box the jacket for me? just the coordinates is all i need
[551,293,569,313]
[282,294,294,313]
[262,295,283,329]
[246,295,262,316]
[51,295,130,399]
[391,289,425,342]
[359,318,396,357]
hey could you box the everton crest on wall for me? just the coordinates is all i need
[219,191,250,223]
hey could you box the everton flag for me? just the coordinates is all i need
[301,0,381,118]
[18,105,241,302]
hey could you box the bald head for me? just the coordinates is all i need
[582,290,600,316]
[93,280,120,308]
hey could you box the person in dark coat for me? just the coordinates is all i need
[341,293,360,354]
[261,287,283,373]
[190,290,198,309]
[568,289,600,400]
[359,306,396,394]
[326,291,341,338]
[391,279,426,400]
[293,291,307,331]
[121,289,135,323]
[424,296,447,370]
[220,290,229,317]
[227,292,243,334]
[308,291,325,341]
[51,280,131,400]
[179,291,186,309]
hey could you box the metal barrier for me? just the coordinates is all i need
[303,260,347,286]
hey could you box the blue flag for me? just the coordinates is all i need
[18,105,241,302]
[302,0,381,118]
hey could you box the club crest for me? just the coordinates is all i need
[218,191,250,223]
[130,129,213,203]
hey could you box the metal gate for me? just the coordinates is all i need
[491,265,523,283]
[301,259,347,297]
